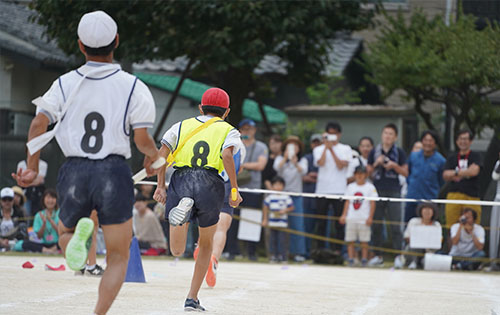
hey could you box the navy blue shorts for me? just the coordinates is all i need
[220,181,234,216]
[166,167,224,228]
[57,155,134,228]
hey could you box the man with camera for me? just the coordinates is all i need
[367,123,408,267]
[449,208,485,270]
[313,121,352,251]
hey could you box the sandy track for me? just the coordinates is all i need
[1,255,499,314]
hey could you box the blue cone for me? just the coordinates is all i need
[125,237,146,283]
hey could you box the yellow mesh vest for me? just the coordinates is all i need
[173,117,234,172]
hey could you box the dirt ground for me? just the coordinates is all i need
[1,254,499,315]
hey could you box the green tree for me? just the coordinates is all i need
[306,75,363,105]
[31,0,373,125]
[363,9,500,143]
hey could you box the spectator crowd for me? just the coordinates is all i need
[1,119,500,272]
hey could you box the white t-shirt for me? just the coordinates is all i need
[36,61,155,159]
[345,181,378,222]
[403,217,442,239]
[449,223,485,257]
[17,159,48,177]
[313,143,352,194]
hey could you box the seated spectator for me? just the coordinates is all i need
[449,208,485,270]
[12,186,27,220]
[274,135,308,262]
[339,165,377,267]
[262,176,294,262]
[133,193,167,255]
[137,184,156,210]
[20,189,60,254]
[403,203,442,269]
[0,187,28,250]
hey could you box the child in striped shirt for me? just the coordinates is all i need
[262,176,294,262]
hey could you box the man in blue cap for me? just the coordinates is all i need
[229,119,268,260]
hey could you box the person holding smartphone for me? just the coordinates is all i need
[313,122,352,253]
[274,135,308,261]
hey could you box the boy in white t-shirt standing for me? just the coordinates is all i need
[340,165,377,266]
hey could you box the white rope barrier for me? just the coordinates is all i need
[136,181,500,207]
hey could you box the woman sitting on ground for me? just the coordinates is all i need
[20,189,60,254]
[403,203,442,269]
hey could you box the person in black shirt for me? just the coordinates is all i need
[262,135,283,190]
[443,129,482,226]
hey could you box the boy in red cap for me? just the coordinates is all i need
[154,87,243,311]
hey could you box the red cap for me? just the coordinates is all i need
[201,88,230,109]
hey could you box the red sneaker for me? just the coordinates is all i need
[206,255,218,288]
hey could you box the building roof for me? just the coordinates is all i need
[133,35,362,77]
[0,1,71,68]
[135,72,287,124]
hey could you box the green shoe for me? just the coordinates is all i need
[65,218,94,271]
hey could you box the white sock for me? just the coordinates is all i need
[86,264,96,270]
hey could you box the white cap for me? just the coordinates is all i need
[0,187,14,199]
[77,10,117,48]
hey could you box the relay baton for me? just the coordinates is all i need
[132,157,166,184]
[231,188,238,208]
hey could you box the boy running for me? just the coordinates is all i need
[154,87,242,311]
[12,11,160,314]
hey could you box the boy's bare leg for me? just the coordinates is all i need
[347,243,355,260]
[88,210,99,266]
[212,213,232,260]
[58,220,74,255]
[361,242,368,260]
[169,224,190,257]
[188,224,217,300]
[94,219,132,315]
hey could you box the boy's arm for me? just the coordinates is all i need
[262,204,269,226]
[133,128,161,176]
[367,200,376,226]
[340,200,349,224]
[222,146,242,208]
[12,113,50,187]
[153,145,170,204]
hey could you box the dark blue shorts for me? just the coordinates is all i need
[220,181,234,216]
[57,155,134,227]
[166,167,224,228]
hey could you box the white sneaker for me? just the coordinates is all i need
[408,261,417,270]
[168,197,194,226]
[368,256,384,266]
[394,255,404,269]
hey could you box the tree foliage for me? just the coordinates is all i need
[306,75,363,105]
[31,0,373,125]
[363,9,500,140]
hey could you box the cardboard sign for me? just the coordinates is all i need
[237,208,262,242]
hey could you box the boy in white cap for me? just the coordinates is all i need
[12,10,160,314]
[154,87,243,311]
